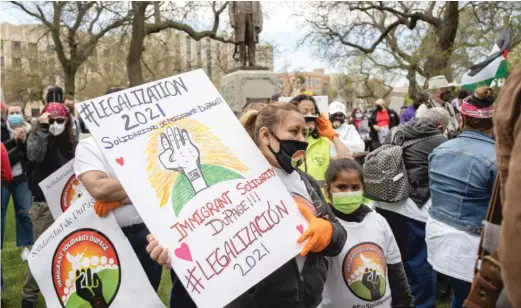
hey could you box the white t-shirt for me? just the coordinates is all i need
[74,137,143,227]
[334,123,365,153]
[425,217,480,283]
[373,198,431,223]
[320,211,401,308]
[274,167,314,272]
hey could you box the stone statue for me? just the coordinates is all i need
[228,1,263,67]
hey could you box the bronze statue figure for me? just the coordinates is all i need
[228,1,263,67]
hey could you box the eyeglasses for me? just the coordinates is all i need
[49,118,66,124]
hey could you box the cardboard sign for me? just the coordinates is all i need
[76,69,308,308]
[279,96,329,114]
[28,194,165,308]
[39,159,86,219]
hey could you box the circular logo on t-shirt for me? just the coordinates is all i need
[342,242,387,302]
[61,175,84,212]
[52,229,121,307]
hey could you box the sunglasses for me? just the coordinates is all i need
[49,118,66,124]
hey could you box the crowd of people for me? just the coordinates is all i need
[0,69,519,308]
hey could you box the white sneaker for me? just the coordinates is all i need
[21,247,30,261]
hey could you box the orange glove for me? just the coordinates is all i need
[94,200,122,217]
[316,113,338,141]
[296,200,333,256]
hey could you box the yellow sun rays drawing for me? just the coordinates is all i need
[145,118,248,207]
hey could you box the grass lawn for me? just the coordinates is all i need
[1,200,452,307]
[1,201,172,307]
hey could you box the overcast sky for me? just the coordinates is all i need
[0,1,333,74]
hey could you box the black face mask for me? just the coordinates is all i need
[376,105,383,111]
[329,113,345,127]
[268,134,308,174]
[304,115,318,123]
[440,92,452,102]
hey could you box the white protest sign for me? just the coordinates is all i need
[28,193,165,308]
[279,96,329,114]
[39,159,85,219]
[76,69,308,308]
[314,96,329,114]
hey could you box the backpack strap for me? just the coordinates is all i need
[401,134,441,149]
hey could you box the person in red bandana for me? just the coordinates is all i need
[21,103,77,308]
[427,87,497,308]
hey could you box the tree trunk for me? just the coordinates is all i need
[64,64,77,97]
[407,67,418,98]
[127,2,149,87]
[423,2,459,79]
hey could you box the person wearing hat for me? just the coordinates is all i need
[328,101,365,153]
[416,76,459,134]
[290,95,351,186]
[22,102,77,307]
[426,87,497,308]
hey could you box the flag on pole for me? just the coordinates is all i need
[461,23,510,90]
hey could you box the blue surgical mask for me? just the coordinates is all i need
[7,114,24,127]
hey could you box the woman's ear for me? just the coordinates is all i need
[258,127,270,146]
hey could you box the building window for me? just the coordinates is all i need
[308,77,312,86]
[0,40,3,50]
[0,57,4,67]
[46,45,55,54]
[186,36,191,69]
[48,75,56,85]
[13,57,22,68]
[316,79,321,86]
[12,41,22,53]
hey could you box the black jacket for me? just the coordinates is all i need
[387,118,447,207]
[27,124,75,201]
[368,108,400,143]
[1,122,31,179]
[228,170,347,308]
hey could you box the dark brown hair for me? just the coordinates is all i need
[325,158,364,185]
[37,113,77,154]
[240,102,300,145]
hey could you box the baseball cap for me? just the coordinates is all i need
[328,101,346,116]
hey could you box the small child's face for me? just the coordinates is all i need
[327,170,363,197]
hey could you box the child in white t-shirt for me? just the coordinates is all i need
[319,158,413,308]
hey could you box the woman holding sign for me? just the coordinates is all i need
[148,102,347,308]
[22,103,77,307]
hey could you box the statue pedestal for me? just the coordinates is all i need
[220,69,280,112]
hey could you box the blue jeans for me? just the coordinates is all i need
[170,270,196,308]
[122,223,162,291]
[377,208,436,308]
[1,176,34,248]
[448,277,471,308]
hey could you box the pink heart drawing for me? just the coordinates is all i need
[115,157,124,166]
[296,225,304,234]
[175,243,193,262]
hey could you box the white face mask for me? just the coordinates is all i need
[49,122,66,136]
